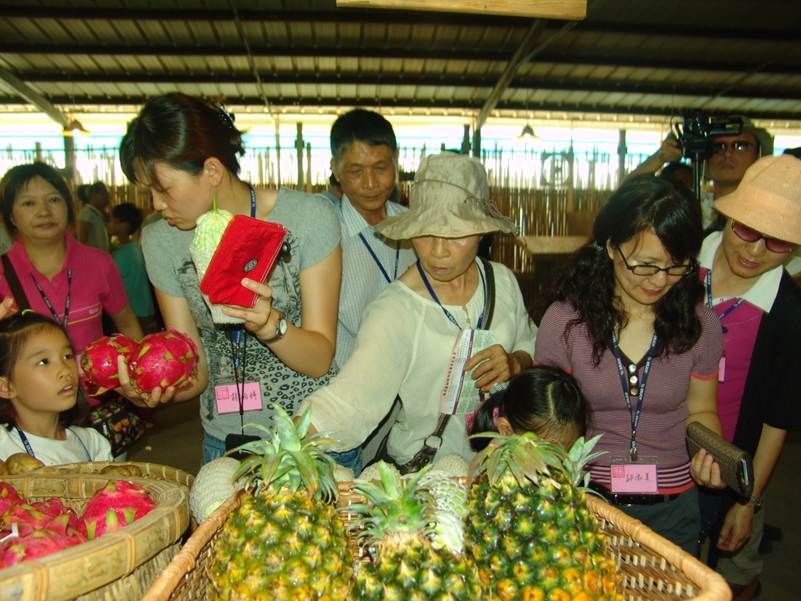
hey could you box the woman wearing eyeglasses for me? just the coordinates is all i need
[534,175,724,554]
[698,155,801,599]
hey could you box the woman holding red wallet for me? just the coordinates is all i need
[118,93,343,465]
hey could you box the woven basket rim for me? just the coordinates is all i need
[0,473,190,601]
[32,461,195,487]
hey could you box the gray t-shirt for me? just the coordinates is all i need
[142,188,340,441]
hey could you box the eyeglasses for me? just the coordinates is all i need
[731,221,795,254]
[616,246,693,277]
[711,140,755,155]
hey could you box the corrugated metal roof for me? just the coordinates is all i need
[0,0,799,120]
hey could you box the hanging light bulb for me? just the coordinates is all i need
[518,123,538,140]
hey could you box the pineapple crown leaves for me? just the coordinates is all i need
[471,431,568,489]
[564,434,606,488]
[351,462,434,542]
[228,405,339,503]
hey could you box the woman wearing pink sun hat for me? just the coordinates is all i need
[699,154,801,600]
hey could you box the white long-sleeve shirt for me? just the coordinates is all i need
[305,260,537,464]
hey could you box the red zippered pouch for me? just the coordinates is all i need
[199,215,288,308]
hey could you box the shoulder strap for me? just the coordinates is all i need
[1,254,30,311]
[479,257,496,330]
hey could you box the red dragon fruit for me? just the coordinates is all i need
[0,482,24,505]
[0,529,85,568]
[80,334,139,394]
[1,504,51,536]
[128,329,198,393]
[78,480,155,540]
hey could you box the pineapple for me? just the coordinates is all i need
[465,433,621,601]
[209,406,352,600]
[351,462,481,600]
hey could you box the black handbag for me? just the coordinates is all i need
[1,254,31,312]
[371,257,496,474]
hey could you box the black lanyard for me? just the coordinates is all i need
[358,232,400,284]
[416,260,487,330]
[704,270,744,334]
[229,184,257,433]
[610,332,658,461]
[31,269,72,326]
[15,425,91,461]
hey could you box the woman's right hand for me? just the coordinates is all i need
[114,355,180,408]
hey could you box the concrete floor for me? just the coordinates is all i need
[129,399,800,599]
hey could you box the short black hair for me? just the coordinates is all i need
[111,202,143,235]
[330,109,397,164]
[0,162,75,236]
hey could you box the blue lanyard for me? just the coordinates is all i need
[358,232,399,284]
[228,185,257,431]
[15,426,91,461]
[230,184,257,366]
[704,270,744,334]
[31,269,72,327]
[416,260,487,330]
[610,332,658,461]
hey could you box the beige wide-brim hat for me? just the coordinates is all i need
[714,154,801,245]
[374,152,518,240]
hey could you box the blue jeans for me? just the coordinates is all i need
[202,433,227,465]
[203,431,362,477]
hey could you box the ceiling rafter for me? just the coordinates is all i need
[1,94,799,121]
[12,71,800,102]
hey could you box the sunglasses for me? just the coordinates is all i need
[615,246,693,277]
[711,140,755,155]
[731,221,795,254]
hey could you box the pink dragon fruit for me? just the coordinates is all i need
[0,482,24,505]
[80,334,139,394]
[1,504,51,536]
[78,480,155,540]
[128,329,198,393]
[0,529,85,568]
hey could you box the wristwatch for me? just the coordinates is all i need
[263,311,288,344]
[746,495,763,510]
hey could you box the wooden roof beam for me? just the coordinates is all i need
[0,67,77,130]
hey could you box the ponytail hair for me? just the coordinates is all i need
[470,366,587,451]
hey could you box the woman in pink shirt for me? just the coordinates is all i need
[0,163,142,352]
[535,175,724,554]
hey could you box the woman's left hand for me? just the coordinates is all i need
[466,344,519,392]
[221,278,276,339]
[690,448,726,489]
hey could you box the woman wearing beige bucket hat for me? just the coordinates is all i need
[302,152,536,470]
[697,155,801,600]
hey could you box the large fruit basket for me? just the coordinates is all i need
[142,482,730,601]
[32,461,195,489]
[0,472,190,601]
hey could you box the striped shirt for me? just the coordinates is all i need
[332,194,416,368]
[535,301,722,493]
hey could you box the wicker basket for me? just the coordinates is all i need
[32,461,195,489]
[0,473,190,601]
[143,482,731,601]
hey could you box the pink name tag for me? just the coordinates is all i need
[610,463,658,494]
[214,382,263,414]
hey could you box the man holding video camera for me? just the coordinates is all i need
[704,118,773,230]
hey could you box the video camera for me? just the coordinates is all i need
[673,112,743,161]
